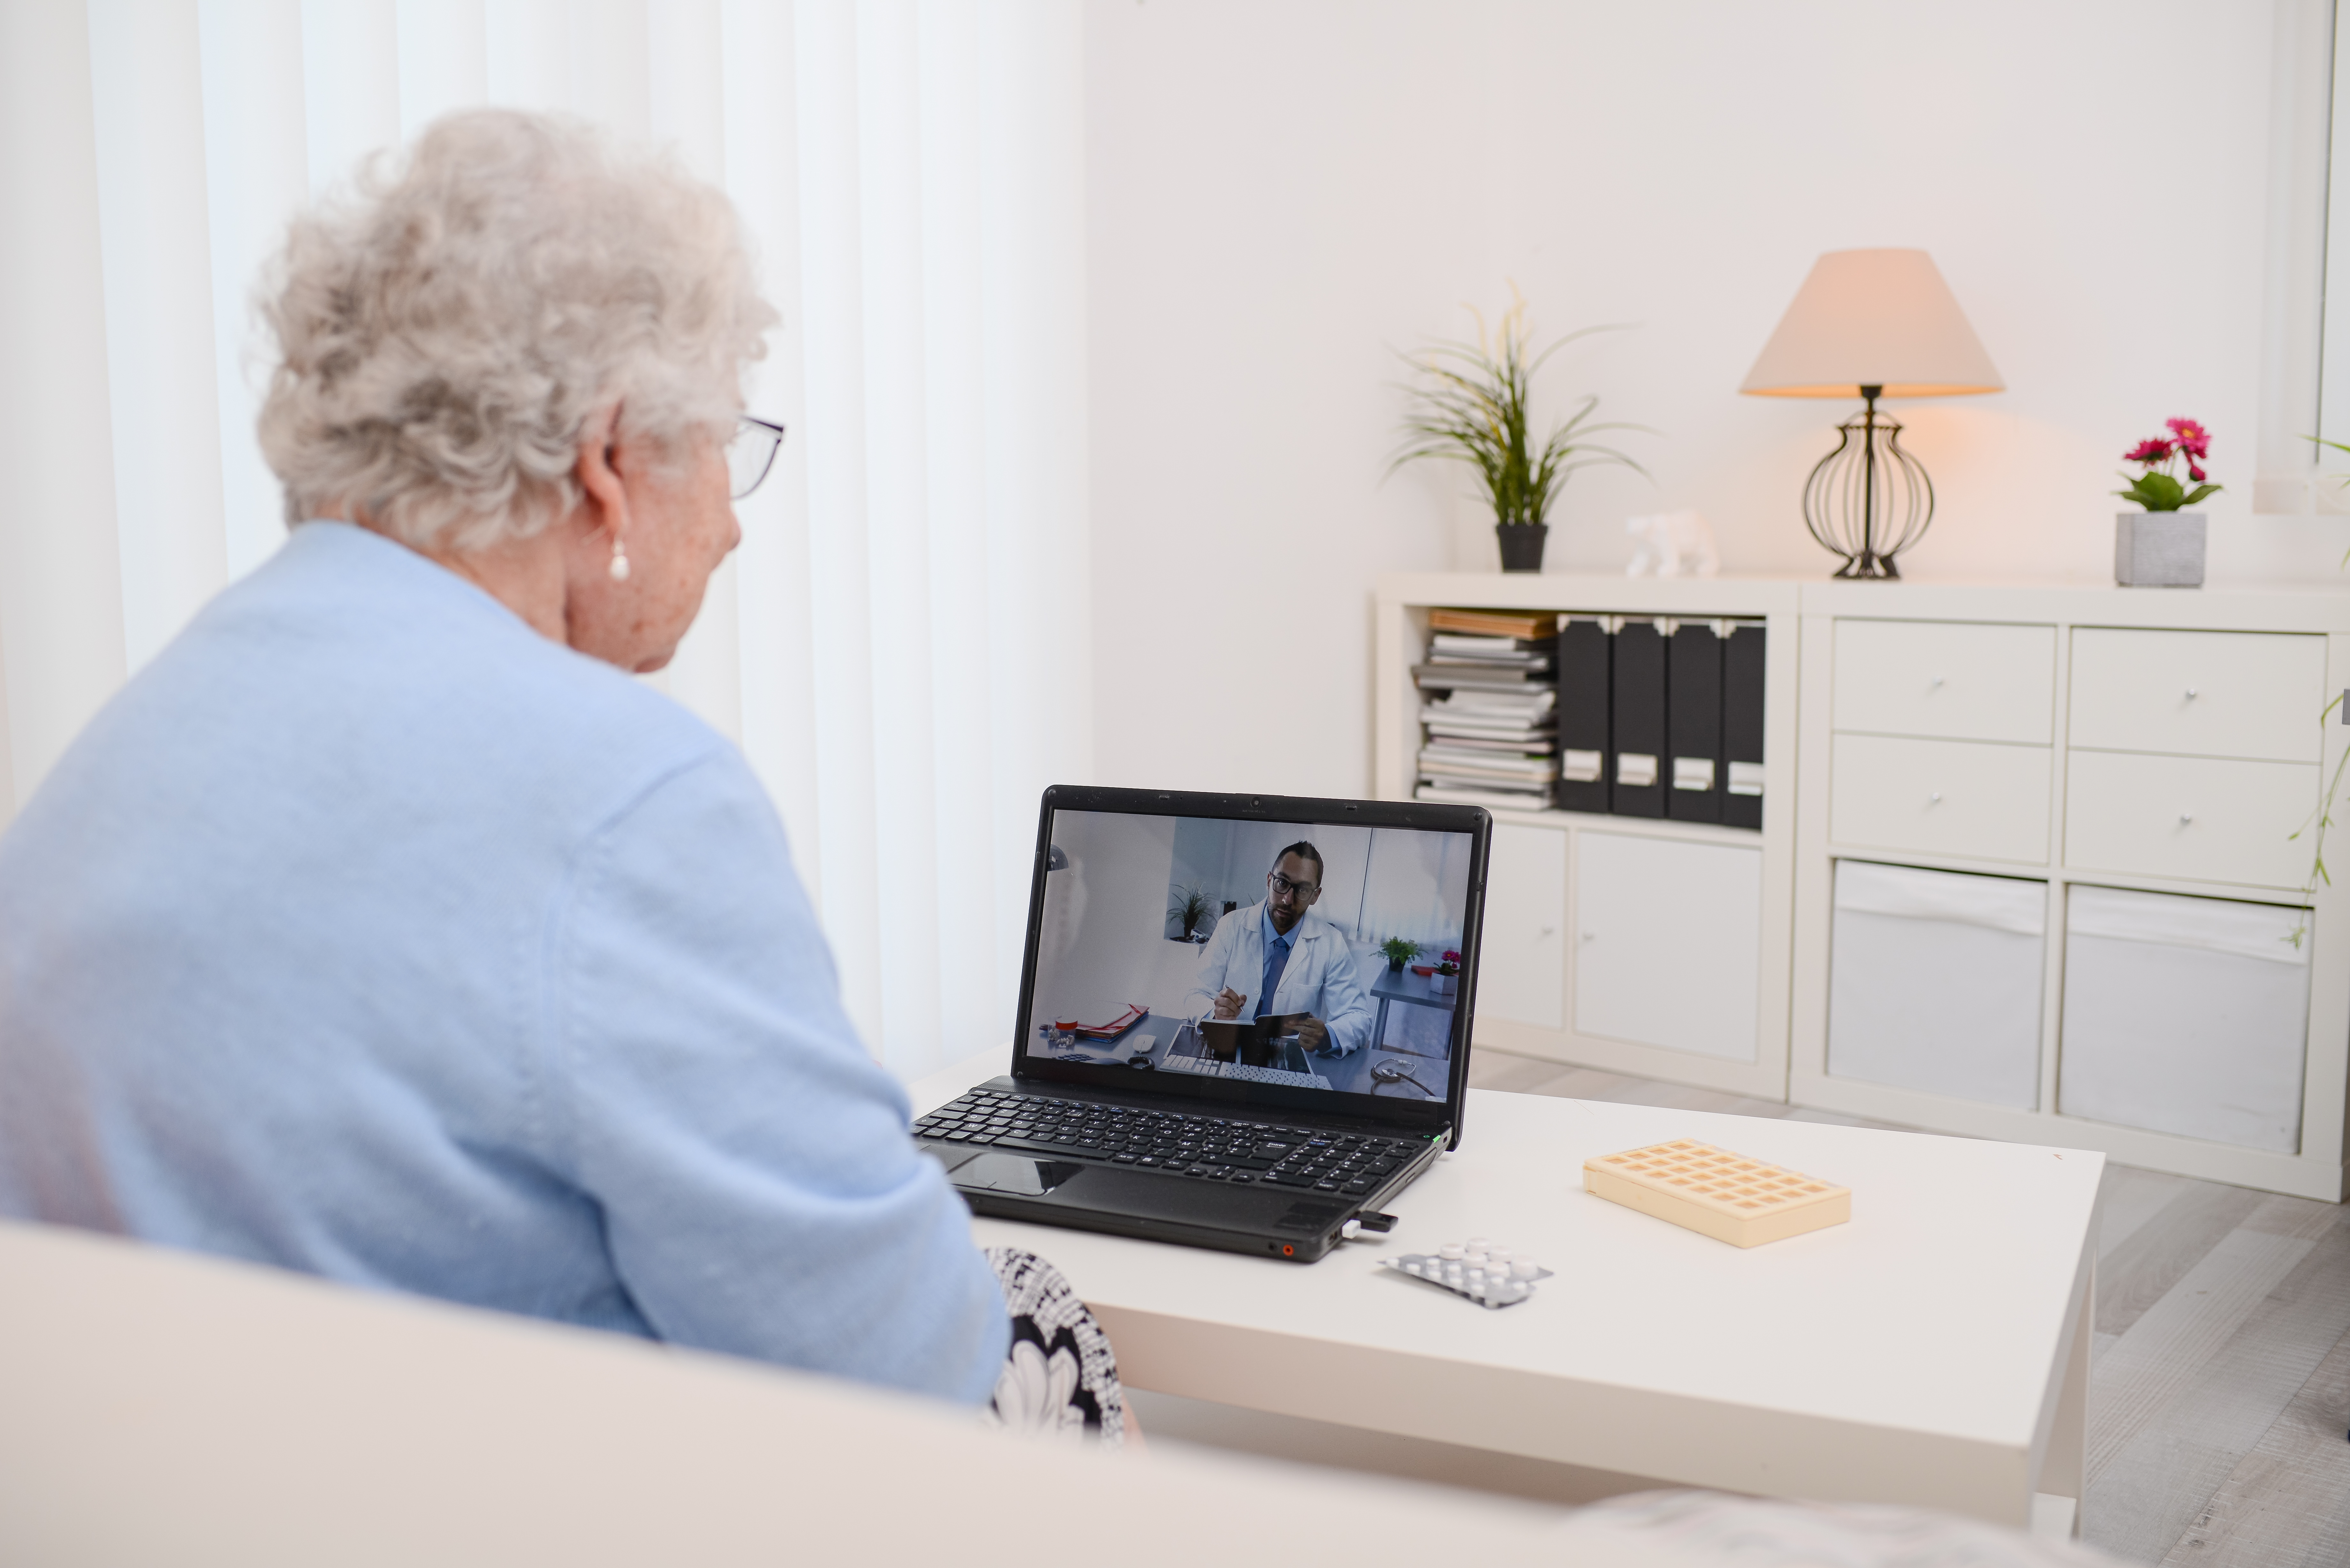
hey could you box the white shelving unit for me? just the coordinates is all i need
[1374,574,1803,1101]
[1790,581,2350,1200]
[1376,572,2350,1199]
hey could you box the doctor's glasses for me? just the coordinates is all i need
[1268,871,1320,900]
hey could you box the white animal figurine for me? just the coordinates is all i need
[1625,510,1720,578]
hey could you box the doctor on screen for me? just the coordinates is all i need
[1186,842,1375,1057]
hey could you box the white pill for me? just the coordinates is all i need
[1487,1247,1512,1264]
[1511,1260,1539,1279]
[1466,1236,1490,1250]
[1439,1242,1464,1260]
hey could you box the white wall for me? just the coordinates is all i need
[1036,808,1200,1023]
[1083,0,2337,802]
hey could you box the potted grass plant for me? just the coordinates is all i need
[1390,292,1651,573]
[1378,936,1422,974]
[1167,885,1215,943]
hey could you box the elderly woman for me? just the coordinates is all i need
[0,111,1116,1426]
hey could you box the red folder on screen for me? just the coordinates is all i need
[1053,1003,1149,1041]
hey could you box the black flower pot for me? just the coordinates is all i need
[1496,523,1549,573]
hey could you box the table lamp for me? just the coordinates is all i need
[1740,249,2003,578]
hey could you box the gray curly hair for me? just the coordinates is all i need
[257,109,777,553]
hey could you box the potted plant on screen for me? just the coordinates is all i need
[1167,885,1215,943]
[2113,418,2219,588]
[1431,950,1461,995]
[1379,937,1422,974]
[1390,292,1652,573]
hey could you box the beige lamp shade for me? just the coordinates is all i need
[1740,249,2003,399]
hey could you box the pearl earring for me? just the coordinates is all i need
[609,534,631,582]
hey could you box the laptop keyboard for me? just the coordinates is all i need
[915,1088,1427,1197]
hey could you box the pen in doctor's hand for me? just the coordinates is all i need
[1212,988,1247,1020]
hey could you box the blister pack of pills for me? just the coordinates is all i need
[1379,1237,1551,1309]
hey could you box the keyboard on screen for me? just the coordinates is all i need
[1161,1055,1332,1089]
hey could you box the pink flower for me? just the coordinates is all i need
[2165,418,2212,458]
[1442,950,1461,963]
[2187,462,2207,482]
[2124,438,2173,464]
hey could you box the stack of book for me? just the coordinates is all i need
[1411,607,1561,810]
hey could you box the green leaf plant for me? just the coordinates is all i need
[2305,435,2350,568]
[1388,289,1653,527]
[2286,690,2345,950]
[2285,433,2350,947]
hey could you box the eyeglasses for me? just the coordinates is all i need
[1268,871,1319,899]
[726,415,787,500]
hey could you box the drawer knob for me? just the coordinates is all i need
[2179,811,2194,825]
[2184,687,2198,700]
[1929,791,1944,804]
[1930,675,1945,689]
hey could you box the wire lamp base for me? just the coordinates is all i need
[1803,388,1934,579]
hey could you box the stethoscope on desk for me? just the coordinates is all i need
[1369,1058,1437,1097]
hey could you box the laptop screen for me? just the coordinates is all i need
[1012,789,1487,1126]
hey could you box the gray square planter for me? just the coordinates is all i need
[2115,511,2205,588]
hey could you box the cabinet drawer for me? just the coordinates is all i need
[1573,832,1761,1062]
[2069,629,2327,763]
[1833,620,2056,744]
[2064,750,2319,889]
[1480,823,1565,1030]
[1830,735,2052,863]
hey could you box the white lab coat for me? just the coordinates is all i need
[1186,902,1376,1056]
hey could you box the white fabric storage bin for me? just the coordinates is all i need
[2059,886,2309,1152]
[1828,861,2046,1108]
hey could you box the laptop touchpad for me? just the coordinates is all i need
[955,1154,1087,1196]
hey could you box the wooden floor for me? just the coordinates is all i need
[1465,1048,2350,1566]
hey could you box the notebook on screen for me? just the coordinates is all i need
[916,786,1491,1263]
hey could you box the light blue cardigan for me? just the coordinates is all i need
[0,521,1008,1403]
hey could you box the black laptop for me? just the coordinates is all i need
[919,786,1491,1263]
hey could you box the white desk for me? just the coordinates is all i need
[912,1048,2099,1534]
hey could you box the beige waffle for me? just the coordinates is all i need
[1584,1140,1850,1248]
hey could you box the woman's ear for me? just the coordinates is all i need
[571,400,630,542]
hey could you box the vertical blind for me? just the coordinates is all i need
[0,0,1093,1082]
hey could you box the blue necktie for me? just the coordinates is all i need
[1259,930,1293,1018]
